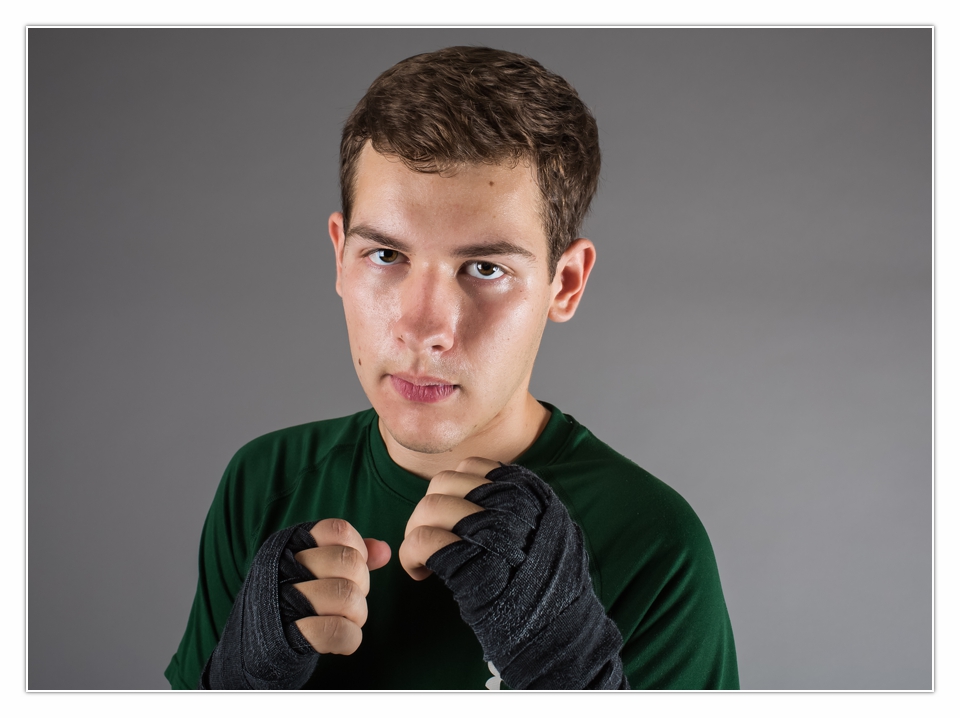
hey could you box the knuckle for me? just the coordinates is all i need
[325,616,361,655]
[398,533,417,566]
[323,615,341,639]
[422,492,448,511]
[336,577,356,603]
[432,469,458,486]
[321,615,342,647]
[409,524,432,552]
[406,524,424,546]
[339,545,362,574]
[458,456,487,473]
[398,534,412,560]
[346,585,369,626]
[316,517,349,542]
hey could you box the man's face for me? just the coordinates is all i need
[329,144,570,456]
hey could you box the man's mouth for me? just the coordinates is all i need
[389,374,459,404]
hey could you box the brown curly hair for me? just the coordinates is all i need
[339,46,601,278]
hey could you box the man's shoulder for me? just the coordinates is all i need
[546,414,702,533]
[220,408,377,498]
[232,409,376,460]
[541,413,717,586]
[542,413,728,637]
[535,408,738,688]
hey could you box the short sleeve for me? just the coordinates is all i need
[613,502,739,689]
[164,452,256,690]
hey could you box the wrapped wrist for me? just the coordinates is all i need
[427,464,628,690]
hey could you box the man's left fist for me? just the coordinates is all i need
[398,457,497,580]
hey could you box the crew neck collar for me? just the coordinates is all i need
[367,401,575,504]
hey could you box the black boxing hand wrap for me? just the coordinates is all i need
[199,522,320,690]
[425,464,629,690]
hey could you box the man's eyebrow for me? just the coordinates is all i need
[346,225,412,253]
[347,225,538,262]
[451,241,537,262]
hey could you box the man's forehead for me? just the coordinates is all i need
[349,146,548,256]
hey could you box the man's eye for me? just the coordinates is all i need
[465,261,505,280]
[369,249,402,265]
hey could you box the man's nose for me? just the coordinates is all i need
[394,267,458,353]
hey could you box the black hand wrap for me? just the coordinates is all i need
[199,522,320,690]
[425,464,629,690]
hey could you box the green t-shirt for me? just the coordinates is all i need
[165,402,738,690]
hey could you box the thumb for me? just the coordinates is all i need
[364,538,392,571]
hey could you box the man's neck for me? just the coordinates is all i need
[379,393,551,480]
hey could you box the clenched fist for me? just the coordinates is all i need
[292,518,391,655]
[200,518,390,689]
[399,457,497,580]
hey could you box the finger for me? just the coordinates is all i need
[294,615,363,655]
[426,469,491,499]
[308,518,368,561]
[292,577,368,627]
[364,538,391,571]
[293,544,371,594]
[399,524,460,581]
[404,493,483,538]
[455,456,502,477]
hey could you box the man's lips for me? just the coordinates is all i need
[389,374,458,404]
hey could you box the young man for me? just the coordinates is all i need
[165,46,739,690]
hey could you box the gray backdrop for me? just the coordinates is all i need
[27,28,932,690]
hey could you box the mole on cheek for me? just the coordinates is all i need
[358,358,362,366]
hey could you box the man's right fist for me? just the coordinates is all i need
[199,519,390,690]
[291,519,391,655]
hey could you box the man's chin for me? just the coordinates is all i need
[385,426,462,455]
[390,436,458,455]
[377,414,466,456]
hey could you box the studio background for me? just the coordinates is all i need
[27,28,932,690]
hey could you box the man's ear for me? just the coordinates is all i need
[548,238,596,323]
[329,212,347,298]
